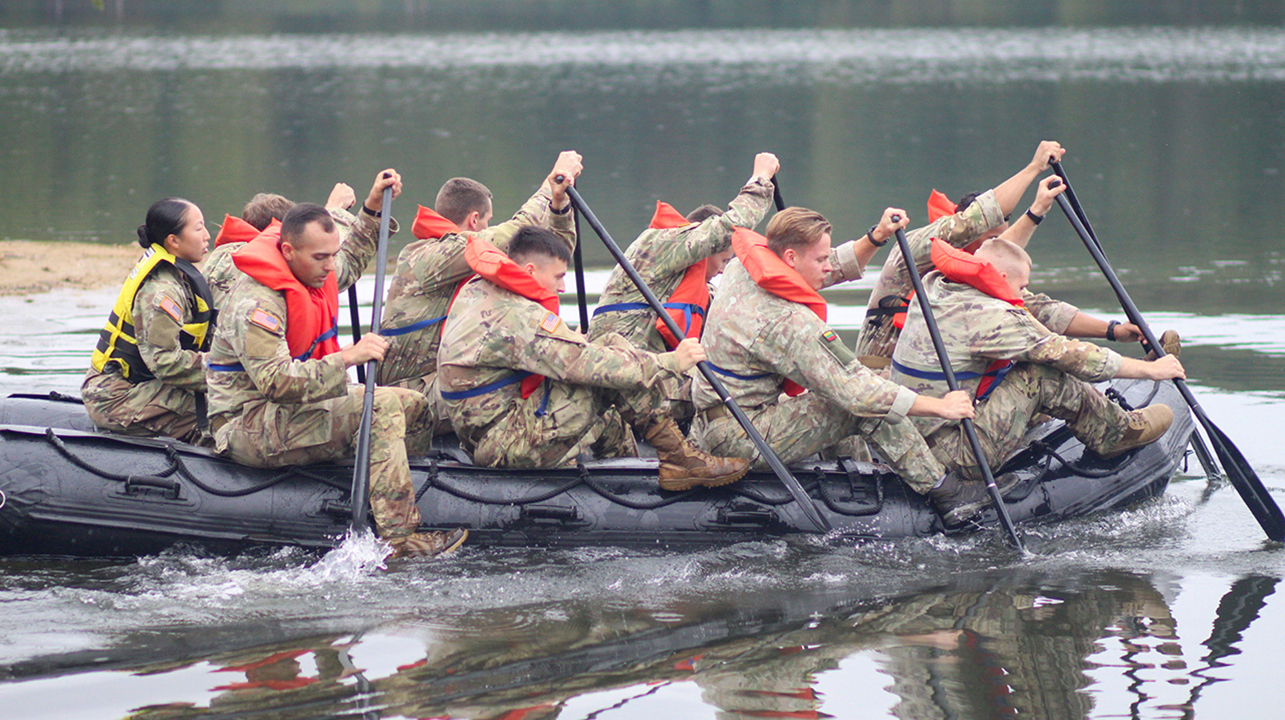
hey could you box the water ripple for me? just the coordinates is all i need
[3,27,1285,84]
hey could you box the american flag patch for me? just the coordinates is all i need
[158,296,183,323]
[539,312,562,333]
[249,308,282,333]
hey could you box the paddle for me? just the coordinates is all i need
[347,286,366,384]
[891,220,1025,551]
[772,175,785,212]
[349,174,394,532]
[571,201,591,332]
[1051,182,1285,542]
[558,177,831,533]
[1050,160,1223,483]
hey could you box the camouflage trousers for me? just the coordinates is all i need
[924,362,1131,480]
[214,385,433,539]
[385,370,458,439]
[81,367,205,444]
[470,379,670,469]
[690,391,945,494]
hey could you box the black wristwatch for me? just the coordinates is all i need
[550,202,572,215]
[865,224,887,248]
[1024,209,1044,225]
[1106,319,1119,342]
[361,203,382,218]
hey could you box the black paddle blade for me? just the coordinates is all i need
[1205,419,1285,542]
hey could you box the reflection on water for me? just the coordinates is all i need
[4,19,1285,720]
[1,558,1277,720]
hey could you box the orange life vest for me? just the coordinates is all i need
[650,201,710,348]
[464,235,559,399]
[411,204,462,241]
[731,227,827,397]
[927,189,957,224]
[213,215,273,248]
[927,238,1024,400]
[231,226,340,361]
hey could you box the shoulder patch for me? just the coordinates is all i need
[249,308,283,334]
[538,311,562,334]
[157,295,184,323]
[817,328,857,368]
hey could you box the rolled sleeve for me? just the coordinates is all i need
[886,386,918,424]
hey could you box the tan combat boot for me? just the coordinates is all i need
[387,528,468,560]
[644,418,751,492]
[1095,404,1174,459]
[1144,329,1182,361]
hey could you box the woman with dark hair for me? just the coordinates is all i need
[82,197,216,443]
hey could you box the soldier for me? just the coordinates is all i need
[589,152,781,352]
[205,171,466,559]
[83,198,215,444]
[437,223,749,490]
[376,152,583,438]
[689,207,980,522]
[587,152,780,423]
[204,183,359,309]
[891,236,1186,524]
[854,141,1148,368]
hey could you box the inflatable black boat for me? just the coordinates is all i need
[0,378,1193,558]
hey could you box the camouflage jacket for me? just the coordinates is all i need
[690,259,918,423]
[437,277,684,452]
[86,264,207,391]
[203,207,372,310]
[855,190,1075,360]
[377,186,574,386]
[205,215,380,424]
[586,177,775,353]
[891,271,1123,436]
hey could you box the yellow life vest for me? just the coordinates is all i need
[91,243,215,383]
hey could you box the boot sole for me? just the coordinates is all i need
[657,463,750,492]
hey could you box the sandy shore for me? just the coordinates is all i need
[0,240,141,296]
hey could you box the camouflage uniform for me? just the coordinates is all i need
[854,191,1080,367]
[892,271,1130,479]
[204,207,363,310]
[689,256,945,493]
[82,263,207,443]
[587,178,774,424]
[205,212,429,539]
[377,187,574,437]
[587,177,775,353]
[437,277,685,468]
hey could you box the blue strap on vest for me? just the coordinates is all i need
[439,371,531,400]
[706,362,773,382]
[440,371,553,417]
[382,315,447,337]
[593,301,705,336]
[534,378,552,417]
[890,359,1013,402]
[206,320,340,373]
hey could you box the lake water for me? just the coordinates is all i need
[3,20,1285,720]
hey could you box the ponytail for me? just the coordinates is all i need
[137,198,194,249]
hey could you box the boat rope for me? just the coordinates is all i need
[0,488,6,510]
[43,430,333,498]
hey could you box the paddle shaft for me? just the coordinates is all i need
[892,223,1025,551]
[561,181,831,533]
[347,286,366,384]
[1053,191,1285,541]
[1050,162,1222,480]
[572,204,590,332]
[772,176,785,212]
[351,180,394,532]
